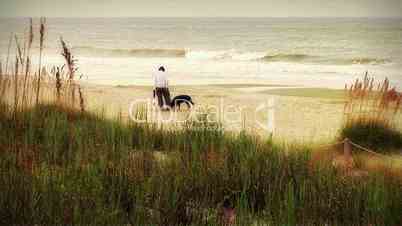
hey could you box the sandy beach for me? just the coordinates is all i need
[83,83,347,142]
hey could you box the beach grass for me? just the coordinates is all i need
[341,74,402,153]
[0,101,402,225]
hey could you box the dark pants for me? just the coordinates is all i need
[155,87,171,108]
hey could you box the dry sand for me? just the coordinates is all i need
[83,83,348,142]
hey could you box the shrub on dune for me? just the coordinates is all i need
[342,73,402,153]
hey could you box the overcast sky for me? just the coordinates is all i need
[1,0,402,17]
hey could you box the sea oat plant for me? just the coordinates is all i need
[343,73,402,151]
[35,17,46,105]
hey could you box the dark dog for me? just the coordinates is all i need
[171,95,194,110]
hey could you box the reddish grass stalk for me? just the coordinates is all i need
[35,17,46,105]
[78,85,85,112]
[13,56,19,112]
[28,18,34,50]
[22,57,31,106]
[0,59,2,79]
[55,67,62,102]
[0,66,3,99]
[5,33,13,76]
[14,35,24,67]
[0,60,3,99]
[60,38,77,80]
[22,33,27,67]
[60,37,79,108]
[344,73,401,128]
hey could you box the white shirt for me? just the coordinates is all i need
[153,70,169,88]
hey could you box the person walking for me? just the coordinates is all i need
[153,66,171,110]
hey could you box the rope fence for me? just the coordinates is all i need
[318,138,401,160]
[348,140,388,158]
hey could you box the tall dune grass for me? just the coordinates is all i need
[0,18,85,114]
[0,102,401,225]
[35,17,46,105]
[342,73,402,151]
[344,73,401,126]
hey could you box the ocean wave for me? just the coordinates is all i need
[342,57,391,65]
[185,51,391,65]
[73,46,391,65]
[185,50,267,61]
[185,50,230,60]
[73,46,186,57]
[187,51,391,65]
[260,54,391,65]
[261,54,313,62]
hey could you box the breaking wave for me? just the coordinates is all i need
[74,46,186,57]
[260,54,391,65]
[261,54,313,62]
[73,46,391,65]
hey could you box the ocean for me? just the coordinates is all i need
[1,17,401,88]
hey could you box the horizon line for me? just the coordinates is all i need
[1,16,402,19]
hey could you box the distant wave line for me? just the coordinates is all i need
[73,46,186,57]
[72,46,391,65]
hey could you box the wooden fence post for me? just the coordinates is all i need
[343,138,352,158]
